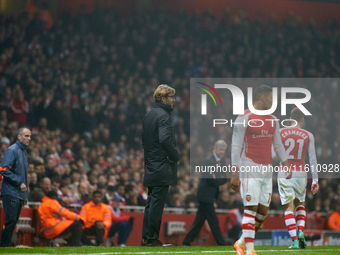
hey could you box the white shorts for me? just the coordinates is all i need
[239,158,273,207]
[278,171,307,205]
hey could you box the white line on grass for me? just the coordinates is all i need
[3,249,340,255]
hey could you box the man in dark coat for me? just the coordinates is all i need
[0,128,30,247]
[141,84,179,247]
[182,140,228,246]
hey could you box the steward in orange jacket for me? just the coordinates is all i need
[328,202,340,231]
[80,191,112,246]
[38,190,84,246]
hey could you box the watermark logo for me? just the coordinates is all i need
[196,82,222,115]
[199,84,311,116]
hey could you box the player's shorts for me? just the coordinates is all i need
[277,171,307,205]
[239,157,273,207]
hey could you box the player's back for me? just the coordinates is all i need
[280,127,311,171]
[234,109,279,165]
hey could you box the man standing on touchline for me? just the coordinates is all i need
[0,127,30,247]
[182,140,228,246]
[141,84,179,247]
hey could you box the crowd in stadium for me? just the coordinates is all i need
[1,3,340,218]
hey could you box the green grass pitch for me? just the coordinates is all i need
[0,246,340,255]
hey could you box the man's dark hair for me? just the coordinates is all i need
[125,184,134,193]
[117,184,125,189]
[61,174,70,180]
[34,160,44,166]
[254,85,273,101]
[71,170,80,175]
[47,190,58,199]
[290,107,304,122]
[93,190,102,197]
[51,176,61,184]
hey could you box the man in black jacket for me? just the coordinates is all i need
[141,84,179,247]
[182,140,227,246]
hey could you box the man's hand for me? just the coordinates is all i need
[311,182,319,195]
[95,221,105,229]
[230,166,240,191]
[230,178,240,191]
[20,183,27,193]
[282,161,292,179]
[79,218,85,226]
[167,157,174,163]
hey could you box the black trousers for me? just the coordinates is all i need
[182,202,225,246]
[142,186,169,242]
[59,221,83,246]
[0,195,23,247]
[81,224,105,246]
[227,223,242,243]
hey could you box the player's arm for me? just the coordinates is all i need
[272,121,291,179]
[308,132,319,194]
[230,116,247,191]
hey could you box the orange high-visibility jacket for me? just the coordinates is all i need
[328,211,340,231]
[38,196,80,239]
[80,201,112,239]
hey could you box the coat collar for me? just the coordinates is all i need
[16,140,27,151]
[154,101,173,114]
[90,200,102,207]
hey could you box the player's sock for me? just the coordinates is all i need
[284,211,297,241]
[242,209,256,255]
[237,234,245,246]
[245,243,255,255]
[255,213,266,233]
[296,205,306,231]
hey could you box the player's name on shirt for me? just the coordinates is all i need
[281,129,308,139]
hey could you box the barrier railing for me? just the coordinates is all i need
[0,200,328,216]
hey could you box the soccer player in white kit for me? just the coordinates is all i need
[231,85,292,255]
[277,107,319,249]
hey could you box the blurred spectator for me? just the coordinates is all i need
[51,177,62,197]
[75,181,91,204]
[185,185,198,209]
[31,177,51,202]
[217,191,234,210]
[60,184,77,205]
[125,184,146,206]
[29,171,38,191]
[97,182,106,196]
[0,137,10,152]
[103,185,116,205]
[115,184,127,206]
[108,194,134,246]
[34,162,46,180]
[166,188,182,208]
[9,89,29,125]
